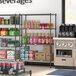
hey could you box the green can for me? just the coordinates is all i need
[1,19,4,24]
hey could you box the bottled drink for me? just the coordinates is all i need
[22,33,27,44]
[33,33,38,44]
[38,33,42,44]
[42,33,45,44]
[51,33,54,44]
[28,21,31,28]
[37,21,40,28]
[27,33,30,44]
[24,21,28,28]
[30,33,34,44]
[31,21,34,29]
[46,33,50,44]
[34,21,37,29]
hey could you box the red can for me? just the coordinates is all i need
[7,62,11,70]
[0,62,1,71]
[29,51,34,54]
[1,62,6,70]
[11,62,17,70]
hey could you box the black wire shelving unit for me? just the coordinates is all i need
[20,13,57,67]
[0,14,32,76]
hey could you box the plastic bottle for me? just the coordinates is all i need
[24,21,28,28]
[38,33,42,44]
[46,33,50,44]
[37,21,40,28]
[28,21,31,29]
[33,33,38,44]
[27,33,30,44]
[42,33,45,44]
[31,21,34,29]
[34,21,37,29]
[22,33,27,44]
[51,33,54,44]
[30,33,34,44]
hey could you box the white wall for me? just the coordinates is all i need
[0,0,62,51]
[66,0,76,24]
[0,0,62,34]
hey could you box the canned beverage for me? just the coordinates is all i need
[7,62,11,70]
[29,51,34,54]
[5,19,9,24]
[20,54,25,60]
[24,51,29,54]
[29,54,34,58]
[24,57,29,60]
[1,19,4,24]
[11,62,17,71]
[25,54,29,58]
[18,62,24,70]
[29,57,34,60]
[0,62,1,71]
[1,62,6,71]
[21,46,25,51]
[20,50,25,54]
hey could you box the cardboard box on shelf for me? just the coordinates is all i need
[0,54,6,59]
[45,53,54,61]
[35,53,40,60]
[7,56,15,60]
[43,45,51,54]
[0,50,7,55]
[7,51,15,56]
[40,52,46,61]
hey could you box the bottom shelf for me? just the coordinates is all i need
[23,60,54,63]
[0,68,32,76]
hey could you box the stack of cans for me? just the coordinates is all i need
[20,46,30,60]
[0,61,24,74]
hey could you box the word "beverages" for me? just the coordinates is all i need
[0,0,32,5]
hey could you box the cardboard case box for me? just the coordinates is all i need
[43,45,51,54]
[40,52,46,61]
[35,53,40,60]
[45,53,54,61]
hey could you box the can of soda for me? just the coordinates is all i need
[1,19,4,24]
[5,19,9,24]
[11,62,17,71]
[7,62,11,70]
[1,62,5,71]
[18,62,24,70]
[0,62,1,71]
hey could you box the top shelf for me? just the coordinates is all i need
[0,24,20,26]
[21,14,56,16]
[22,28,56,30]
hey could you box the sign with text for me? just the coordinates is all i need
[0,0,32,5]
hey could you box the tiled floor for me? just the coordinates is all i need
[0,65,56,76]
[25,65,56,76]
